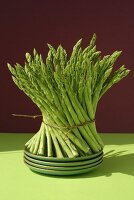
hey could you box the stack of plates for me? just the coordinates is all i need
[24,149,103,176]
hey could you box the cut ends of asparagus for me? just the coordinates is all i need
[25,122,103,158]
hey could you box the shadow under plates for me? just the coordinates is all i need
[81,150,134,178]
[31,150,134,179]
[0,133,134,178]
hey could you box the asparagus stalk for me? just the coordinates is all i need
[8,33,130,158]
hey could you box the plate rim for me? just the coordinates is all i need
[24,153,103,167]
[25,161,103,176]
[24,148,103,162]
[24,157,103,170]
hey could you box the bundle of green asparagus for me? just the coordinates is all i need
[8,34,130,158]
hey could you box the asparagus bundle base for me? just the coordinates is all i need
[8,34,130,158]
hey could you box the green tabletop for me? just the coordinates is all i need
[0,133,134,200]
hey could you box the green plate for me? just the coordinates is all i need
[25,161,103,176]
[24,153,103,167]
[24,157,103,171]
[24,148,103,162]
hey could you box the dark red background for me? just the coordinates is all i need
[0,0,133,133]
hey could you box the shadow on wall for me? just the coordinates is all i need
[0,133,33,152]
[0,133,133,152]
[100,133,134,145]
